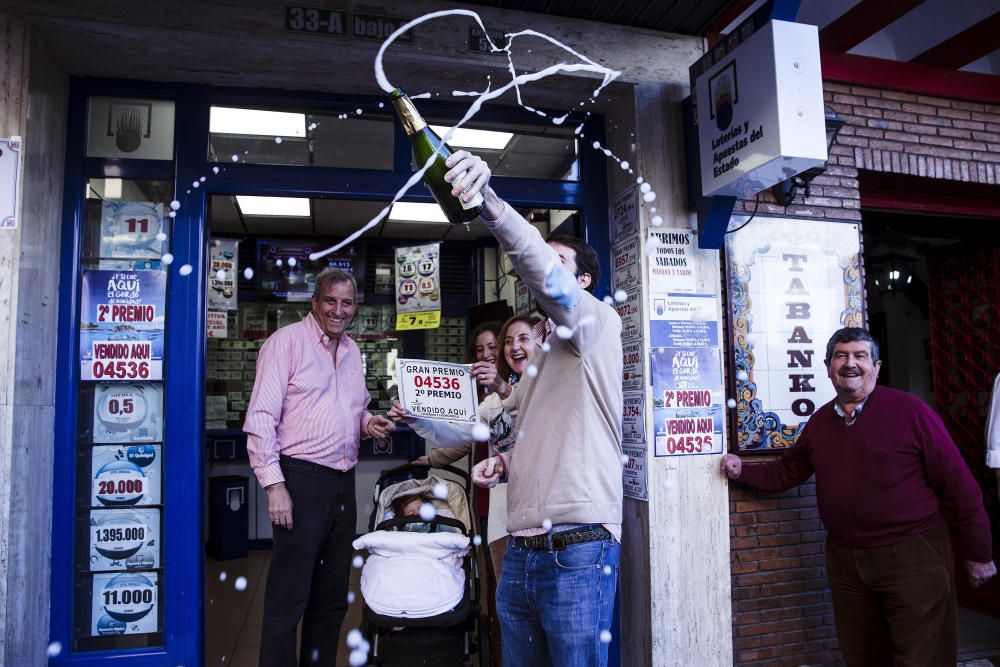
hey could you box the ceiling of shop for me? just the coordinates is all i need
[461,0,1000,75]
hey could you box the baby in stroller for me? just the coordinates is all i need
[351,469,486,666]
[352,475,471,618]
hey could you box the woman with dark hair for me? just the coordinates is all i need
[389,313,541,576]
[465,321,503,400]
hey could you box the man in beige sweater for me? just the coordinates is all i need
[445,150,624,667]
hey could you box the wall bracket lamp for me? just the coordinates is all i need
[771,109,846,206]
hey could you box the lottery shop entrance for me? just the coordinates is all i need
[51,78,607,667]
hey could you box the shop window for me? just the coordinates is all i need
[73,178,171,650]
[208,105,395,169]
[86,97,176,160]
[422,115,580,182]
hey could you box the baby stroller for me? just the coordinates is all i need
[354,462,488,667]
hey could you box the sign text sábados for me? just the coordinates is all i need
[395,359,479,422]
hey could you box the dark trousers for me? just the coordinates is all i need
[259,457,356,667]
[825,528,957,667]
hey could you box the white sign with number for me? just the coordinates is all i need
[622,445,648,501]
[91,445,161,508]
[395,358,479,423]
[622,392,646,444]
[611,237,641,293]
[89,508,160,572]
[93,382,162,443]
[614,286,642,343]
[100,201,165,260]
[622,340,644,393]
[91,570,159,635]
[610,185,639,245]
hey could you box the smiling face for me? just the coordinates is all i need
[504,321,537,377]
[311,279,356,339]
[826,340,882,403]
[474,330,499,364]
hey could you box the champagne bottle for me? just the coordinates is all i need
[390,88,485,224]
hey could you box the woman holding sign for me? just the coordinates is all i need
[390,314,541,578]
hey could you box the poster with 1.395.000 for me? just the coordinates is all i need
[89,507,160,572]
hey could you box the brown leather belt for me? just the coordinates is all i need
[513,526,610,551]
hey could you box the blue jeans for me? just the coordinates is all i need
[497,534,620,667]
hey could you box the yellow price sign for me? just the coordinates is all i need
[395,311,441,331]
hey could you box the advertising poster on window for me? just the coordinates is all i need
[208,238,238,310]
[80,270,166,381]
[89,508,160,571]
[90,570,159,635]
[99,201,166,261]
[648,230,697,295]
[395,358,478,422]
[650,346,724,456]
[609,185,640,246]
[622,445,648,501]
[91,446,162,507]
[514,278,535,316]
[207,310,228,339]
[395,243,441,330]
[258,240,358,302]
[92,382,163,443]
[726,217,863,450]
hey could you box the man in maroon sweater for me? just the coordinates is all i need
[721,327,995,666]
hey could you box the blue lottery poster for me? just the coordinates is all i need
[80,270,166,381]
[650,346,725,456]
[90,571,159,636]
[649,293,719,348]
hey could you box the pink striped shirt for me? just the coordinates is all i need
[244,312,373,488]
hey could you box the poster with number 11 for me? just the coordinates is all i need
[100,201,166,261]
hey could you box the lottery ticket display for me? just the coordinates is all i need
[91,571,159,636]
[89,508,160,571]
[91,445,162,507]
[92,383,163,443]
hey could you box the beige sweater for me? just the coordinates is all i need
[486,203,624,538]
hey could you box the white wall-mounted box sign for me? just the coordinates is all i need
[695,20,825,198]
[0,137,22,229]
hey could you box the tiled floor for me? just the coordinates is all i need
[959,607,1000,662]
[204,550,364,667]
[206,551,1000,666]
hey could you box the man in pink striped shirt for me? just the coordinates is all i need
[244,267,393,666]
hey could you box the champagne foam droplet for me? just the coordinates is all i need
[179,264,193,276]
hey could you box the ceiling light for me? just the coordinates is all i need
[430,125,513,150]
[210,107,306,137]
[235,195,311,217]
[388,202,449,223]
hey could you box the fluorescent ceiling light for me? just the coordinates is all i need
[389,202,449,223]
[429,125,513,150]
[235,195,311,217]
[210,107,306,137]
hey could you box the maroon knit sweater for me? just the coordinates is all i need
[739,386,993,562]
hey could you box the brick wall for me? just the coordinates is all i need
[727,83,1000,666]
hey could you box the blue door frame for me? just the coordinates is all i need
[50,76,612,666]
